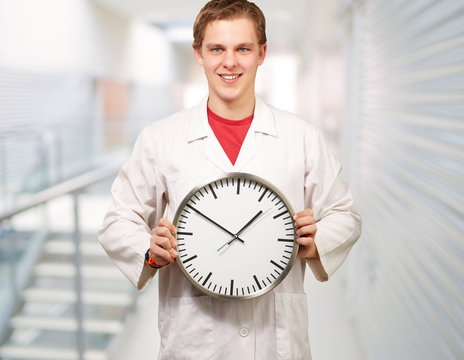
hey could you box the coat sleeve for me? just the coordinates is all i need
[98,129,167,290]
[304,128,362,281]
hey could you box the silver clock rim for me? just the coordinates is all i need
[173,172,299,301]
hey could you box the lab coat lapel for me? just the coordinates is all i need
[187,96,277,173]
[234,96,277,171]
[206,130,234,172]
[187,97,233,172]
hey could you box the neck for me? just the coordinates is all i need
[207,94,255,120]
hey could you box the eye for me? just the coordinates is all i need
[238,48,249,53]
[212,48,223,53]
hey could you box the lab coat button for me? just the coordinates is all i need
[239,327,249,337]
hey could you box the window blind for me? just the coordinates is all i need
[341,0,464,358]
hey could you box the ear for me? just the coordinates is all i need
[193,47,204,66]
[258,43,267,66]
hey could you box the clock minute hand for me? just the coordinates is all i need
[217,209,269,252]
[235,210,264,237]
[186,204,245,243]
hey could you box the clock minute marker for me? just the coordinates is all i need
[202,272,213,286]
[209,184,217,199]
[183,255,198,263]
[273,210,288,219]
[271,260,285,271]
[253,275,262,290]
[258,188,268,202]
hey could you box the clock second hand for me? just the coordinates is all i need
[186,204,245,243]
[217,208,271,252]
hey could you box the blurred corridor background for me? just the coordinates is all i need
[0,0,463,359]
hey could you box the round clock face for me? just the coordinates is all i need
[173,172,298,300]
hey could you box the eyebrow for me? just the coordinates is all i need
[205,42,256,49]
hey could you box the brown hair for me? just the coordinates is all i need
[193,0,267,49]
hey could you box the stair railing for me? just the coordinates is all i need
[0,162,122,360]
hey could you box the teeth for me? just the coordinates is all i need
[221,75,239,80]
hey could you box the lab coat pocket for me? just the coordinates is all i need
[275,293,311,360]
[161,296,214,360]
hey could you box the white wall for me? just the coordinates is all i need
[0,0,172,84]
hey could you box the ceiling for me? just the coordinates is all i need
[92,0,317,47]
[91,0,342,64]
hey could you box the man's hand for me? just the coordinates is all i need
[294,209,319,259]
[149,218,178,266]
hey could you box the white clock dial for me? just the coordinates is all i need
[173,173,298,300]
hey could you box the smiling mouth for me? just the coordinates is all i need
[219,74,241,80]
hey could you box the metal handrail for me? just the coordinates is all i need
[0,161,122,360]
[0,162,121,221]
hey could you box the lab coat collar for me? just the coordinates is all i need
[186,95,278,143]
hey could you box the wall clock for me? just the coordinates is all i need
[173,172,298,300]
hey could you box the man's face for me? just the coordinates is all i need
[194,18,267,111]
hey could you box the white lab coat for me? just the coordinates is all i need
[99,96,361,360]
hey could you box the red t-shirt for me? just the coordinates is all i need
[208,107,253,165]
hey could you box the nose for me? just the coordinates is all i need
[222,50,238,68]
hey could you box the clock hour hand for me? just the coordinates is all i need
[186,204,245,243]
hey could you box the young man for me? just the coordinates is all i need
[99,1,361,359]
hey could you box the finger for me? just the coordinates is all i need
[152,236,178,258]
[158,218,177,235]
[152,218,176,236]
[152,226,177,248]
[151,236,178,261]
[296,224,317,237]
[294,216,315,229]
[293,209,313,220]
[296,236,314,248]
[150,245,176,264]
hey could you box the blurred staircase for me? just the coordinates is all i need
[0,231,135,360]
